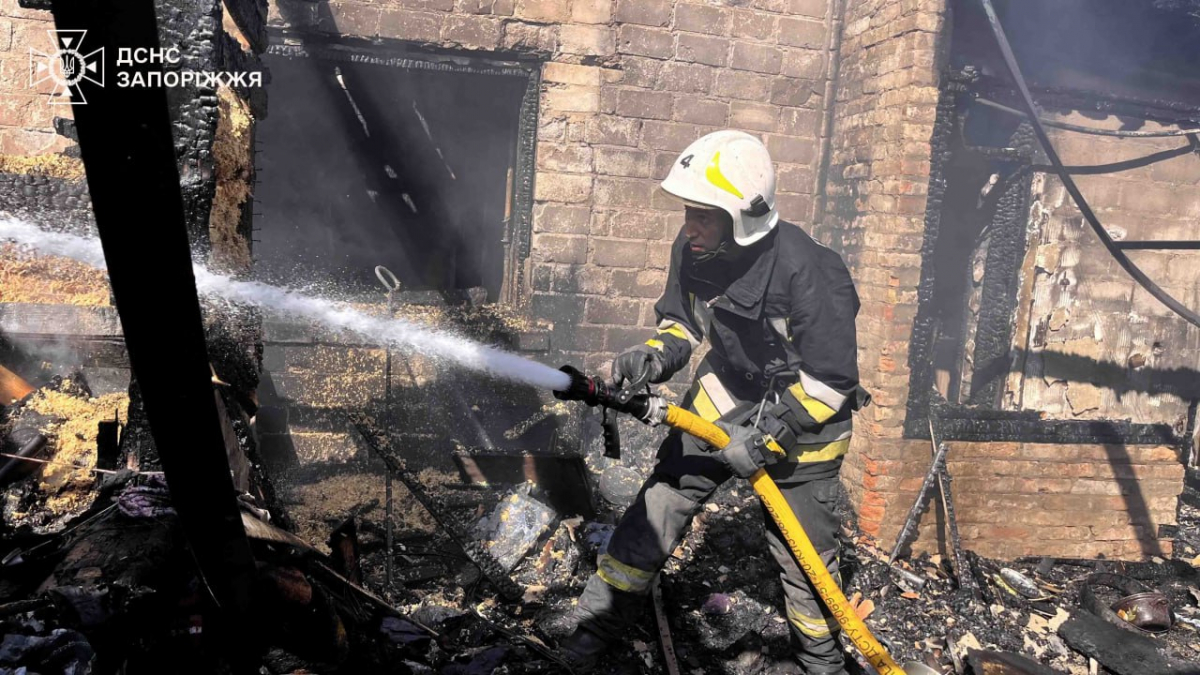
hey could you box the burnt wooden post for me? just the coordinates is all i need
[45,0,257,663]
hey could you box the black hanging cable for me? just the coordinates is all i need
[978,0,1200,328]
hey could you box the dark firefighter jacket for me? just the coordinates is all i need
[645,221,869,481]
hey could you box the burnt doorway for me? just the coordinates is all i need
[256,41,538,302]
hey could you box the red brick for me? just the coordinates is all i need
[605,326,654,351]
[615,0,671,27]
[534,234,588,263]
[0,129,65,156]
[675,3,730,35]
[730,9,777,41]
[553,266,611,295]
[643,120,704,151]
[515,0,569,22]
[714,70,772,101]
[782,48,825,78]
[787,0,828,19]
[658,61,714,94]
[535,172,592,203]
[593,239,649,267]
[674,97,728,126]
[572,0,612,24]
[767,135,818,163]
[537,143,593,173]
[441,13,501,48]
[330,3,381,36]
[586,298,642,324]
[616,88,673,120]
[779,16,825,48]
[647,241,675,269]
[652,151,679,179]
[595,147,654,178]
[780,107,821,136]
[730,101,778,132]
[595,177,656,208]
[612,269,669,298]
[460,0,516,15]
[560,24,614,56]
[600,209,668,239]
[731,41,783,74]
[586,115,642,147]
[543,62,601,86]
[502,21,557,51]
[770,77,818,106]
[676,33,729,66]
[534,204,592,234]
[544,84,600,113]
[777,164,815,193]
[604,56,661,87]
[617,25,674,58]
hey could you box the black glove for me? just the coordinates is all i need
[611,344,665,387]
[713,422,774,479]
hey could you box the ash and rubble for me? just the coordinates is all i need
[0,336,1198,675]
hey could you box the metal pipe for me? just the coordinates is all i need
[815,0,847,223]
[375,265,400,592]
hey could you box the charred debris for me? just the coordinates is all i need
[1,368,1199,675]
[1,0,1200,674]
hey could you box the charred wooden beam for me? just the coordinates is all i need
[348,412,525,601]
[45,0,256,658]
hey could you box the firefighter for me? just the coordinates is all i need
[560,130,869,674]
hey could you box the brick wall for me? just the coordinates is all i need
[0,0,75,155]
[1010,117,1200,427]
[819,0,946,546]
[266,0,837,374]
[824,0,1186,560]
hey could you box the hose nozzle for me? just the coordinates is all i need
[553,365,601,404]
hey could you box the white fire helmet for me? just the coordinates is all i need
[659,130,779,246]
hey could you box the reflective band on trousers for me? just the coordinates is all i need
[596,553,655,594]
[787,606,841,638]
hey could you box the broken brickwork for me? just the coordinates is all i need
[826,0,1191,561]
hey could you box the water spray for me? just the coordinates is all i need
[0,218,571,393]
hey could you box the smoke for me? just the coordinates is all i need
[0,217,571,393]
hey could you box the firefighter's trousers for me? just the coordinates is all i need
[573,425,847,674]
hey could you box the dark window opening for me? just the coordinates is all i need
[903,1,1200,445]
[256,41,537,302]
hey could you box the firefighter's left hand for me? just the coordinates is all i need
[713,422,772,478]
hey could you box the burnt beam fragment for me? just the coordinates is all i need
[46,0,257,659]
[1058,610,1198,675]
[348,412,525,601]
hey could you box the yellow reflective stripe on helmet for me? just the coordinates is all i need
[645,339,665,351]
[705,151,744,199]
[788,438,851,463]
[596,553,655,594]
[787,606,840,638]
[787,381,837,424]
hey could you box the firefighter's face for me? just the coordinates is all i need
[683,206,732,253]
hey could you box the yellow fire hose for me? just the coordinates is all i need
[663,404,909,675]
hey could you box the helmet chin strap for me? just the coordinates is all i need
[693,238,732,263]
